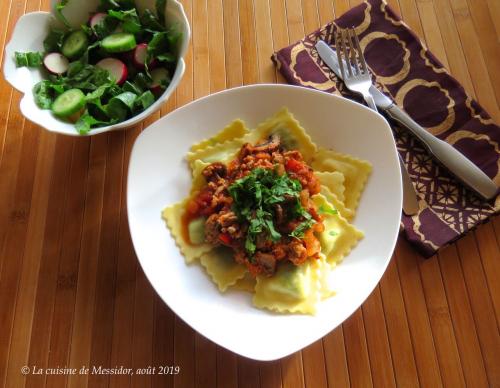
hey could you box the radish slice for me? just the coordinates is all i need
[133,43,148,69]
[90,12,107,30]
[43,53,69,75]
[96,58,128,85]
[133,43,158,70]
[150,68,170,95]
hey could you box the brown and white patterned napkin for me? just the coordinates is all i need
[272,0,499,257]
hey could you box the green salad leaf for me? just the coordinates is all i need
[15,51,43,68]
[141,9,165,32]
[44,28,66,52]
[122,80,143,95]
[55,0,71,29]
[156,0,167,27]
[76,111,116,134]
[108,8,141,33]
[33,81,54,109]
[135,90,155,111]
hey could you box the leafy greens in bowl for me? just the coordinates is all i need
[3,0,190,136]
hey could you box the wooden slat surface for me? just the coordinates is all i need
[0,1,499,387]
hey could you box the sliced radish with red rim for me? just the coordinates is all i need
[133,43,158,70]
[44,53,69,75]
[90,13,107,30]
[150,68,170,96]
[96,58,128,85]
[133,43,148,69]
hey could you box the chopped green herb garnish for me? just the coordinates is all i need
[329,231,338,237]
[228,168,316,255]
[290,218,316,239]
[318,204,338,215]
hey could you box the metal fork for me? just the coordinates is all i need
[335,28,420,215]
[335,28,377,111]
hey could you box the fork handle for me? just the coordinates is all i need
[385,104,498,200]
[363,93,377,111]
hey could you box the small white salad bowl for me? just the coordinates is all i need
[3,0,190,136]
[127,84,403,361]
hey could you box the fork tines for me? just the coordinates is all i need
[334,28,368,79]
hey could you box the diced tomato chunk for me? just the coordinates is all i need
[285,158,304,173]
[219,233,232,245]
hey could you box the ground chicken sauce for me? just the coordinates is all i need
[186,135,324,277]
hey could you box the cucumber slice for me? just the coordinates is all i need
[52,89,86,118]
[61,30,89,59]
[101,33,137,53]
[188,217,206,245]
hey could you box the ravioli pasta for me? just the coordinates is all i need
[162,201,213,264]
[315,171,346,202]
[199,247,248,292]
[162,108,372,315]
[242,108,317,162]
[311,149,372,215]
[311,194,364,264]
[191,160,211,194]
[253,259,320,314]
[190,119,249,153]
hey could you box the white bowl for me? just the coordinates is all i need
[3,0,190,136]
[127,84,402,361]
